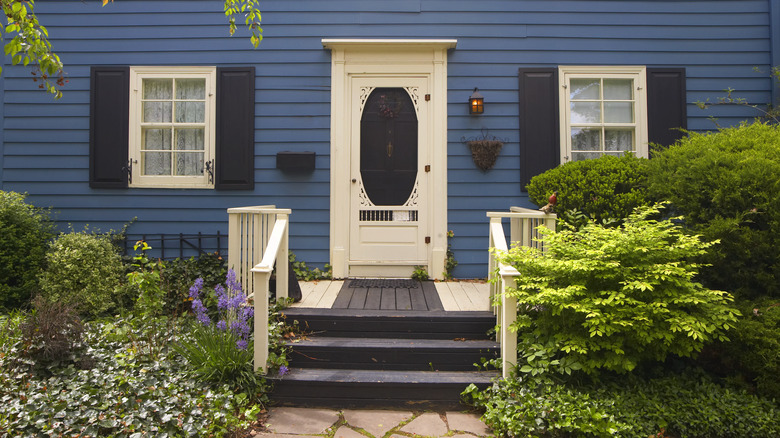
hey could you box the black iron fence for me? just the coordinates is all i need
[120,232,225,261]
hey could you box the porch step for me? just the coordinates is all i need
[273,308,499,408]
[287,337,499,371]
[281,308,496,339]
[269,368,499,410]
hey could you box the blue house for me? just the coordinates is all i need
[1,0,779,279]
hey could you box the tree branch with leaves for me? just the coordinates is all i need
[1,0,263,99]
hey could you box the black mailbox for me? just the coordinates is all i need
[276,151,316,172]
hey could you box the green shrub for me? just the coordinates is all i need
[700,298,780,400]
[464,370,780,438]
[646,122,780,299]
[0,191,54,309]
[526,154,650,222]
[497,204,740,374]
[160,252,227,315]
[39,230,125,318]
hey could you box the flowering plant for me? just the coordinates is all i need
[174,269,259,391]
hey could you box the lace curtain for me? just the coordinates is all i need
[569,78,635,161]
[141,78,206,176]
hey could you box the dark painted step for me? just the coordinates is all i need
[270,368,498,410]
[288,337,499,371]
[282,308,496,340]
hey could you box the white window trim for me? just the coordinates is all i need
[128,66,217,189]
[558,65,648,163]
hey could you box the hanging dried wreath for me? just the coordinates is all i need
[463,130,506,171]
[377,92,404,118]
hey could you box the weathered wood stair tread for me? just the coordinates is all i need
[274,368,497,384]
[282,308,496,339]
[270,368,498,409]
[290,337,499,349]
[288,337,499,371]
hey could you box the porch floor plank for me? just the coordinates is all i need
[410,288,428,310]
[318,280,344,308]
[364,288,382,310]
[348,288,368,309]
[434,282,460,311]
[331,287,354,309]
[380,288,396,310]
[292,280,489,312]
[448,281,477,311]
[396,288,412,310]
[298,281,316,304]
[299,280,331,308]
[464,282,490,310]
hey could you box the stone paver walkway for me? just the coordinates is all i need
[256,407,492,437]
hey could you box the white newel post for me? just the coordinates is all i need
[275,213,289,300]
[251,269,270,373]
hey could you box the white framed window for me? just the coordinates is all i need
[558,66,648,162]
[128,66,216,188]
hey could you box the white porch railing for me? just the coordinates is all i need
[487,207,556,378]
[227,205,291,373]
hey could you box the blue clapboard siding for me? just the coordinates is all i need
[1,0,776,278]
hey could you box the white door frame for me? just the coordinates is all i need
[323,39,456,279]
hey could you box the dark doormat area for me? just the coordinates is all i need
[347,279,420,289]
[333,280,444,311]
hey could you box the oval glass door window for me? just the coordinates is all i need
[360,88,418,206]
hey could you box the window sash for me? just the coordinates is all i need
[559,67,648,163]
[128,67,216,188]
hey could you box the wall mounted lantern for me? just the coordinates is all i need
[469,88,484,115]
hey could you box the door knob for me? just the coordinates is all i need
[352,178,357,183]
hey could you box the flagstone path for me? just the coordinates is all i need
[254,407,493,438]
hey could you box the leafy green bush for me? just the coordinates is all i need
[0,191,54,309]
[464,370,780,438]
[289,251,331,281]
[526,154,650,222]
[39,230,125,318]
[700,298,780,400]
[646,121,780,299]
[497,204,739,374]
[160,252,227,315]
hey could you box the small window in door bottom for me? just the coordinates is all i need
[360,210,418,222]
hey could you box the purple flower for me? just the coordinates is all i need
[192,299,211,326]
[187,269,254,352]
[189,277,204,299]
[278,365,289,376]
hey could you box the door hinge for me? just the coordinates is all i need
[425,164,431,172]
[425,236,431,244]
[425,94,431,101]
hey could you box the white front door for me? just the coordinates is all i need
[324,39,454,279]
[348,76,429,277]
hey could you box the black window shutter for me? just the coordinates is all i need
[89,66,129,188]
[216,67,255,190]
[518,68,559,191]
[646,68,687,148]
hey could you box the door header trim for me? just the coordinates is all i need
[322,39,457,50]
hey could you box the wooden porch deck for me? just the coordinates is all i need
[292,280,491,311]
